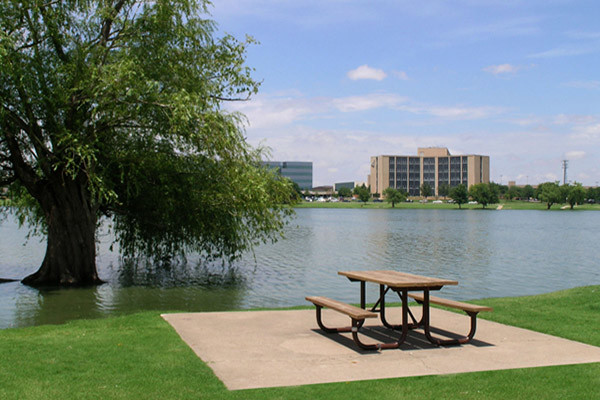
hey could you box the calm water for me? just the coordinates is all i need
[1,208,599,329]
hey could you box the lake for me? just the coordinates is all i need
[1,208,599,329]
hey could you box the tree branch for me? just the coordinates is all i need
[9,86,53,176]
[36,4,69,63]
[210,94,252,102]
[0,175,17,187]
[15,37,47,52]
[100,0,127,47]
[2,126,40,193]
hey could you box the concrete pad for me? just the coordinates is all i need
[162,308,600,390]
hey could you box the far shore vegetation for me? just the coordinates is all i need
[296,199,600,211]
[0,286,598,399]
[297,181,600,211]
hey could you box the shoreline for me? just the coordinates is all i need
[294,200,600,211]
[0,285,598,399]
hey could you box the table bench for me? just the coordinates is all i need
[408,292,492,345]
[306,296,389,350]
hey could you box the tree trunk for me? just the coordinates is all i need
[22,175,103,287]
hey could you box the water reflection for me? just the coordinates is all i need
[8,282,245,329]
[12,284,111,328]
[5,259,247,329]
[115,257,247,288]
[1,208,600,329]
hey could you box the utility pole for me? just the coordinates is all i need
[562,160,568,185]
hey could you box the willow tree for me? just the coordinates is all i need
[0,0,295,287]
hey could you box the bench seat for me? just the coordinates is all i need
[407,292,491,345]
[306,296,390,350]
[407,293,492,313]
[305,296,377,320]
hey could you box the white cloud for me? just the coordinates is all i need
[565,151,586,160]
[508,116,543,126]
[483,64,520,75]
[427,106,502,119]
[226,94,325,129]
[331,93,502,119]
[332,93,406,112]
[553,114,596,125]
[398,104,504,120]
[228,92,503,134]
[529,45,596,58]
[570,123,600,141]
[393,70,409,80]
[347,65,387,81]
[443,16,541,45]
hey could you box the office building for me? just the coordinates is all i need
[333,181,365,192]
[262,161,313,190]
[367,148,489,196]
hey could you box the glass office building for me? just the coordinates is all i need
[262,161,313,190]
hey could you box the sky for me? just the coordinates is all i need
[210,0,600,187]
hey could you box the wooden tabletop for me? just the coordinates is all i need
[338,270,458,288]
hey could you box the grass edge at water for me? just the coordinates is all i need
[0,285,598,400]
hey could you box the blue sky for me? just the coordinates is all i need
[211,0,600,187]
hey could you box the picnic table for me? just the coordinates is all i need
[306,270,492,350]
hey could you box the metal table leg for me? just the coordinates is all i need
[420,289,478,346]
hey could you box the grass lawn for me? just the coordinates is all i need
[295,199,600,211]
[0,286,598,399]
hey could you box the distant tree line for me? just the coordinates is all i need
[446,183,499,209]
[304,180,600,210]
[535,182,588,210]
[446,181,594,210]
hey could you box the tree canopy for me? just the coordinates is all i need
[468,183,499,209]
[437,183,450,198]
[521,184,535,200]
[353,184,370,203]
[449,184,468,209]
[537,182,562,210]
[587,187,600,203]
[420,182,433,198]
[0,0,295,286]
[505,186,520,200]
[337,186,352,198]
[566,183,585,209]
[383,187,406,208]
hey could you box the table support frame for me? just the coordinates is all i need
[354,280,474,347]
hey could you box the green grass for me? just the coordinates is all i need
[295,199,600,211]
[0,286,598,399]
[476,286,600,346]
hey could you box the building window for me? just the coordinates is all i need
[422,157,435,189]
[438,157,449,188]
[408,157,421,195]
[450,157,461,187]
